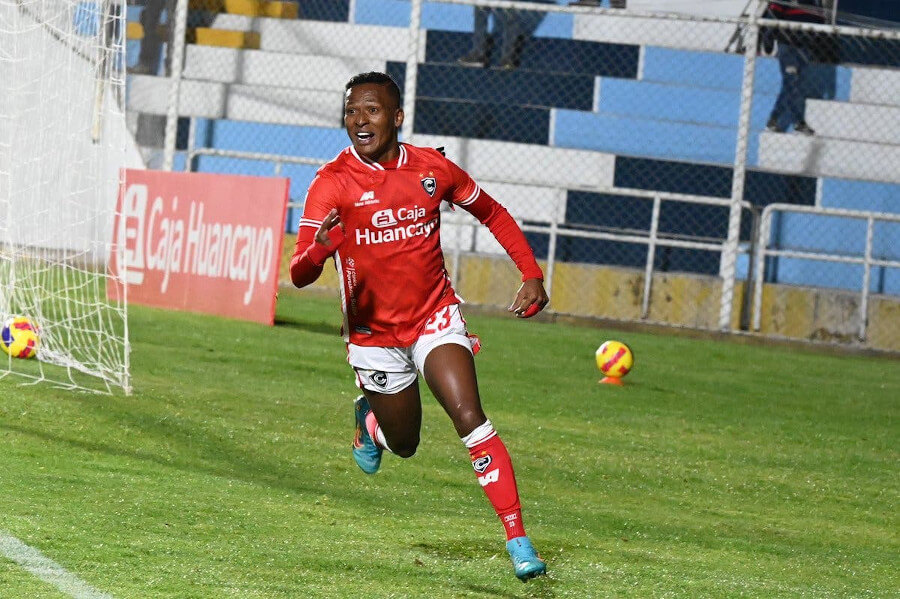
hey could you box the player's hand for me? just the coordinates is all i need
[315,208,345,247]
[508,278,549,318]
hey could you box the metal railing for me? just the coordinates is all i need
[752,203,900,341]
[182,144,758,325]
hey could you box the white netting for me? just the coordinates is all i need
[0,0,131,392]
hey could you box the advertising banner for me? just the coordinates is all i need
[109,170,289,325]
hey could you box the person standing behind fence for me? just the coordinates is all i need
[458,0,555,69]
[765,0,837,135]
[131,0,175,74]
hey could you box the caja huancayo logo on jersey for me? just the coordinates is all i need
[356,205,436,245]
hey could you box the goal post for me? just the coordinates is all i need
[0,0,133,392]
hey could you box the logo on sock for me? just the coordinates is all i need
[478,469,499,487]
[472,454,492,473]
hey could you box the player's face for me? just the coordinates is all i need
[344,83,404,164]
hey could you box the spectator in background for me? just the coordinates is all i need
[458,0,555,69]
[131,0,174,74]
[765,0,837,135]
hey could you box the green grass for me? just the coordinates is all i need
[0,289,897,598]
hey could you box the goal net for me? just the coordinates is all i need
[0,0,131,392]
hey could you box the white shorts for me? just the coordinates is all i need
[348,304,477,394]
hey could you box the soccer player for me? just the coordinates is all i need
[289,72,550,582]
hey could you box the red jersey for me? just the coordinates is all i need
[290,143,543,347]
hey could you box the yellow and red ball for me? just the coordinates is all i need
[1,316,40,359]
[595,340,633,378]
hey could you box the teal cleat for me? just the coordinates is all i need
[506,536,547,582]
[352,395,382,474]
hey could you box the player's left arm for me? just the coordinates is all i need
[446,160,549,318]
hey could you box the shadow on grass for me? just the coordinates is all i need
[0,400,352,503]
[412,540,557,598]
[273,315,340,337]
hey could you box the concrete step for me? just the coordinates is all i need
[412,133,615,191]
[183,45,386,90]
[849,66,900,107]
[757,131,900,184]
[208,14,423,61]
[127,74,342,126]
[805,99,900,145]
[573,11,738,52]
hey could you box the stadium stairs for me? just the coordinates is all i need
[123,2,899,294]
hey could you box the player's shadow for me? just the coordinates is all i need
[412,541,556,598]
[0,396,357,504]
[462,581,555,598]
[273,315,339,336]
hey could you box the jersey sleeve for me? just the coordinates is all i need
[445,159,544,282]
[290,172,342,288]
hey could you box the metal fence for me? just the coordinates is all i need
[123,0,900,352]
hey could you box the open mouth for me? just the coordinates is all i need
[355,132,375,145]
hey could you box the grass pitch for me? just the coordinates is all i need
[0,289,897,598]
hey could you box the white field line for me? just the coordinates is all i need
[0,531,114,599]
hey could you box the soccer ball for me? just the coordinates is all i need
[1,316,40,359]
[595,340,633,378]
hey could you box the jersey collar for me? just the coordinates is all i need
[349,143,408,171]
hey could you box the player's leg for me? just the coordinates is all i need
[349,345,422,473]
[414,309,546,581]
[363,382,423,458]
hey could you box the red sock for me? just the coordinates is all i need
[466,422,526,541]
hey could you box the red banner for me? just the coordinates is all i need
[108,170,289,325]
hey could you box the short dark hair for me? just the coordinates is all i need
[345,72,402,108]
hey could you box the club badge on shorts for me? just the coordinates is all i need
[371,371,388,388]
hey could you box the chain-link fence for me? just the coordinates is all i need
[122,0,900,352]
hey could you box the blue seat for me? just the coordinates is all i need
[425,30,638,77]
[613,156,817,209]
[412,98,550,144]
[821,179,900,214]
[355,0,574,38]
[554,110,757,164]
[597,78,776,129]
[296,0,349,21]
[405,62,595,110]
[191,120,348,160]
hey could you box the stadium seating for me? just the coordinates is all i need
[123,2,898,292]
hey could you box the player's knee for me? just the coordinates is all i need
[454,409,487,438]
[395,446,417,458]
[392,436,420,458]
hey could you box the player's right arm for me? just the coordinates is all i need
[290,174,345,288]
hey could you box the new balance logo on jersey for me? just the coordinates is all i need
[478,469,500,487]
[355,191,379,207]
